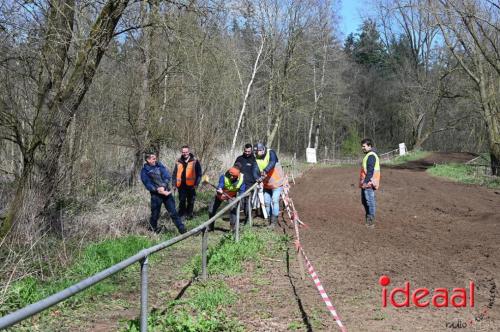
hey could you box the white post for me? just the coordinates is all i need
[399,143,407,156]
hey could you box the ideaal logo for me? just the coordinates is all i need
[445,279,496,329]
[378,275,496,328]
[379,275,474,308]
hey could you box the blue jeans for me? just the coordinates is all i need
[150,193,186,233]
[264,187,283,218]
[361,188,376,218]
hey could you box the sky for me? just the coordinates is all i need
[339,0,370,38]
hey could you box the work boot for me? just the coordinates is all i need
[367,216,375,228]
[268,215,278,229]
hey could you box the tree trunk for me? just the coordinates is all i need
[0,162,32,237]
[230,37,264,156]
[2,0,130,239]
[481,95,500,176]
[129,1,152,186]
[307,114,314,148]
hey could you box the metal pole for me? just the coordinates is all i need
[201,227,208,280]
[247,193,253,227]
[0,183,259,331]
[235,201,240,242]
[140,256,149,332]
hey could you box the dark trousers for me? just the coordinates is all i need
[242,196,251,223]
[150,193,186,233]
[208,196,238,230]
[178,186,196,217]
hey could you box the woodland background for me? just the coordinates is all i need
[0,0,498,249]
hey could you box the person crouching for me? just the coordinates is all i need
[208,167,246,231]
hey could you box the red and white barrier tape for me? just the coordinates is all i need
[283,174,346,331]
[282,177,306,227]
[297,243,347,332]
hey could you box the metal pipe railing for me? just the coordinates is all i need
[0,182,258,331]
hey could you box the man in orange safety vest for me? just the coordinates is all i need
[172,145,202,220]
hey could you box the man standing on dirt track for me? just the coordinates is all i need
[172,145,202,220]
[234,143,261,224]
[359,138,381,228]
[141,152,186,234]
[255,143,284,228]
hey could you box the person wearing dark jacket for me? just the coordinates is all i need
[172,146,202,220]
[359,138,381,228]
[141,153,186,234]
[234,143,260,223]
[208,167,246,231]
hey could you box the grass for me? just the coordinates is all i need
[1,169,288,331]
[124,280,243,332]
[0,235,156,318]
[185,229,284,277]
[382,150,431,165]
[427,163,500,188]
[123,228,286,331]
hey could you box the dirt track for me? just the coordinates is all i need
[287,153,500,331]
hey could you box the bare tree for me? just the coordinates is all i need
[429,0,499,174]
[1,0,131,238]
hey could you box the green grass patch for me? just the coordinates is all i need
[124,306,243,332]
[383,150,431,165]
[1,235,155,317]
[186,229,284,277]
[124,228,286,331]
[427,163,500,188]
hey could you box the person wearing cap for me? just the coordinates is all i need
[172,145,202,220]
[140,152,186,234]
[234,143,260,223]
[255,143,284,228]
[207,167,246,231]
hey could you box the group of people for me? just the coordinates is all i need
[207,143,284,231]
[140,138,380,234]
[140,145,201,234]
[140,143,284,234]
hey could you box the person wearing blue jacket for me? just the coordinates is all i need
[140,153,186,234]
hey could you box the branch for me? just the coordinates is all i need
[460,14,500,75]
[436,19,480,84]
[113,23,153,37]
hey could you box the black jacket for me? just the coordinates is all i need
[235,154,260,185]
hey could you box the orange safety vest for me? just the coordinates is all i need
[256,149,284,189]
[359,151,381,189]
[175,159,197,187]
